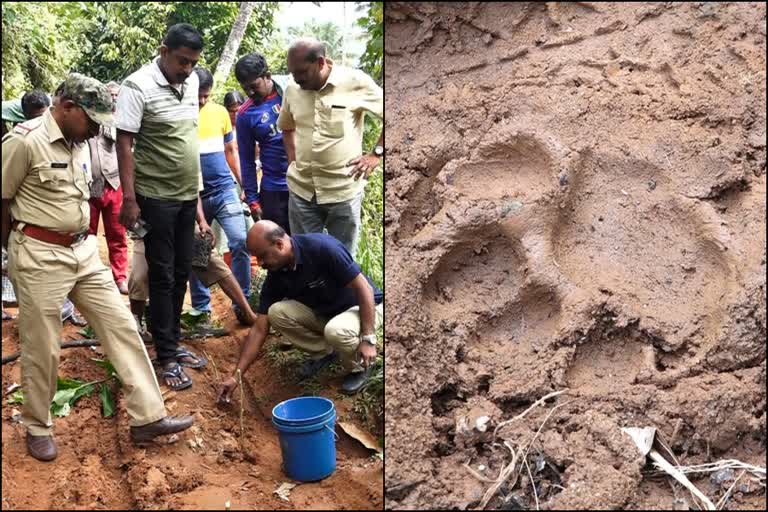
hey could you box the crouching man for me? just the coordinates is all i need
[217,220,382,401]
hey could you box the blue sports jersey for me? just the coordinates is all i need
[236,83,289,205]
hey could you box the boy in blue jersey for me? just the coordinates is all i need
[234,53,291,233]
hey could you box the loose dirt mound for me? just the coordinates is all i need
[2,264,382,509]
[384,2,766,509]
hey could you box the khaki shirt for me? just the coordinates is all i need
[1,108,92,233]
[277,61,383,204]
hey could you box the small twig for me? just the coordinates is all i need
[477,441,518,510]
[204,349,220,382]
[716,470,746,510]
[494,389,568,439]
[236,369,245,441]
[518,401,573,474]
[463,463,497,483]
[524,456,540,510]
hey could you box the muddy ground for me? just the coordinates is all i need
[384,2,766,510]
[2,231,383,510]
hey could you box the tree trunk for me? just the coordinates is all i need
[214,2,256,87]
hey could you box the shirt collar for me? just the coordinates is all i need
[320,59,340,90]
[151,56,192,90]
[288,236,303,270]
[43,108,74,148]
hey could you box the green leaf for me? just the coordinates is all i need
[7,390,24,405]
[52,388,78,407]
[53,401,71,418]
[57,376,86,390]
[90,358,119,381]
[100,384,116,418]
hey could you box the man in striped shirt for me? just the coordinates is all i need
[116,24,209,391]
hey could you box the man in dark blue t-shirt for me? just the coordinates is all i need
[217,220,383,398]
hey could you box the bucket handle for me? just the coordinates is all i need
[325,425,339,441]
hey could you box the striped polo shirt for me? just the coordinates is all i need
[115,57,200,201]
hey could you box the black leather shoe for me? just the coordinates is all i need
[130,415,194,444]
[27,433,58,461]
[297,352,338,381]
[341,366,374,395]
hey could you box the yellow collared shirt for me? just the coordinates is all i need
[277,62,382,204]
[2,108,92,233]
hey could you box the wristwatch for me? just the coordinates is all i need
[361,334,377,346]
[373,145,384,157]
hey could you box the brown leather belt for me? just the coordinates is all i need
[12,221,89,247]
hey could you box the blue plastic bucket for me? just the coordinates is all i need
[272,397,337,481]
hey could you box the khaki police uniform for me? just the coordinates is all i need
[2,108,166,436]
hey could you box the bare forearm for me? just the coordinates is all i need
[235,316,269,374]
[196,195,206,226]
[350,274,376,335]
[225,146,242,186]
[282,130,296,164]
[116,132,136,200]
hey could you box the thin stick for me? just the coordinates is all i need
[463,463,497,483]
[493,390,568,438]
[204,349,220,382]
[236,368,245,440]
[518,401,573,470]
[524,456,540,510]
[715,470,746,510]
[649,449,716,510]
[477,441,518,510]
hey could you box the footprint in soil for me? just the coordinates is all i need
[552,149,732,345]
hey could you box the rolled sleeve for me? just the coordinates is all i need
[114,81,145,133]
[1,136,30,199]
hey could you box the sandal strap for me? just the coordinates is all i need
[162,363,189,381]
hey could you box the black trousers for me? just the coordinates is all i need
[260,189,290,234]
[137,194,197,363]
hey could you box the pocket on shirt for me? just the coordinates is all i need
[322,104,347,138]
[38,167,71,187]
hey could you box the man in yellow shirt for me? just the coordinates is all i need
[277,38,383,257]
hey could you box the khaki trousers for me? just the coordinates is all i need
[267,300,383,373]
[8,230,166,435]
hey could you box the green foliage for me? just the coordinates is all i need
[51,377,98,418]
[353,326,384,431]
[2,2,279,97]
[6,389,24,405]
[79,325,97,339]
[356,2,383,83]
[100,383,116,418]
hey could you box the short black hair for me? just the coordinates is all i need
[194,67,214,91]
[304,41,326,63]
[21,90,50,118]
[223,90,245,108]
[163,23,203,51]
[54,81,65,97]
[235,53,269,82]
[265,224,286,244]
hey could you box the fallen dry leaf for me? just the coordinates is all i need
[338,421,382,453]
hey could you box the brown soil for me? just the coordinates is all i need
[2,228,383,509]
[384,2,766,510]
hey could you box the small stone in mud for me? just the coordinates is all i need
[559,173,569,186]
[647,179,657,191]
[483,33,493,45]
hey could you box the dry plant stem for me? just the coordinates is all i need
[715,470,746,510]
[204,349,219,382]
[463,463,497,483]
[493,389,568,439]
[236,368,245,440]
[649,449,716,510]
[477,441,518,510]
[519,401,573,473]
[524,456,540,510]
